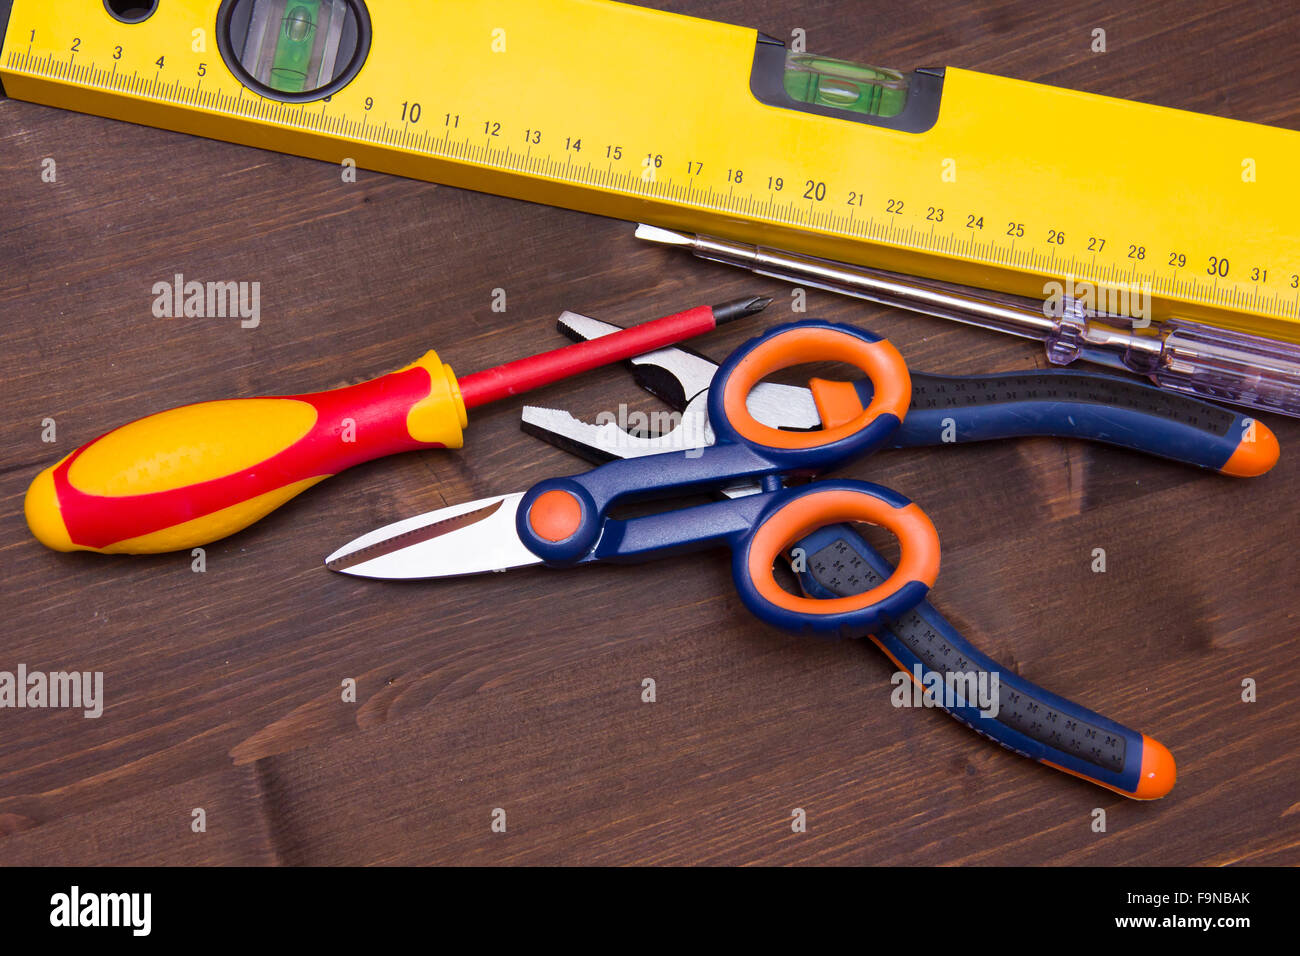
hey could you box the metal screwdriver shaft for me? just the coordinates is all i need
[637,224,1300,417]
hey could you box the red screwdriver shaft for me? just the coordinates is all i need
[456,296,771,409]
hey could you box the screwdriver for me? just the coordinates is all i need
[638,224,1300,418]
[25,296,771,555]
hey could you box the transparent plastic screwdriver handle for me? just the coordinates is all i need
[1045,299,1300,417]
[1155,319,1300,416]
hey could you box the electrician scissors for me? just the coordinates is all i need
[326,320,943,638]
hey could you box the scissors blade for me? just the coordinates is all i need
[325,493,541,580]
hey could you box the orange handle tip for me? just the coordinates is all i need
[1220,419,1280,477]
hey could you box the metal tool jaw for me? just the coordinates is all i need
[522,312,820,481]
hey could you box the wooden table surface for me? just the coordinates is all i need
[1,0,1297,867]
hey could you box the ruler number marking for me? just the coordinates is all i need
[9,31,1294,321]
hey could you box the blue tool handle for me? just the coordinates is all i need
[858,369,1276,476]
[792,523,1176,798]
[524,477,940,639]
[707,320,912,472]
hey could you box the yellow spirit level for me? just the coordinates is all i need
[2,1,1298,339]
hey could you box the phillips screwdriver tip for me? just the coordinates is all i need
[711,294,773,324]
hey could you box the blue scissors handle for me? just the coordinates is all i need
[515,321,941,637]
[729,480,939,637]
[707,320,912,470]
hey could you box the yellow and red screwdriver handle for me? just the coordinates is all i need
[25,298,767,554]
[26,350,462,555]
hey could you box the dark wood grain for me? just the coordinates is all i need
[1,0,1297,867]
